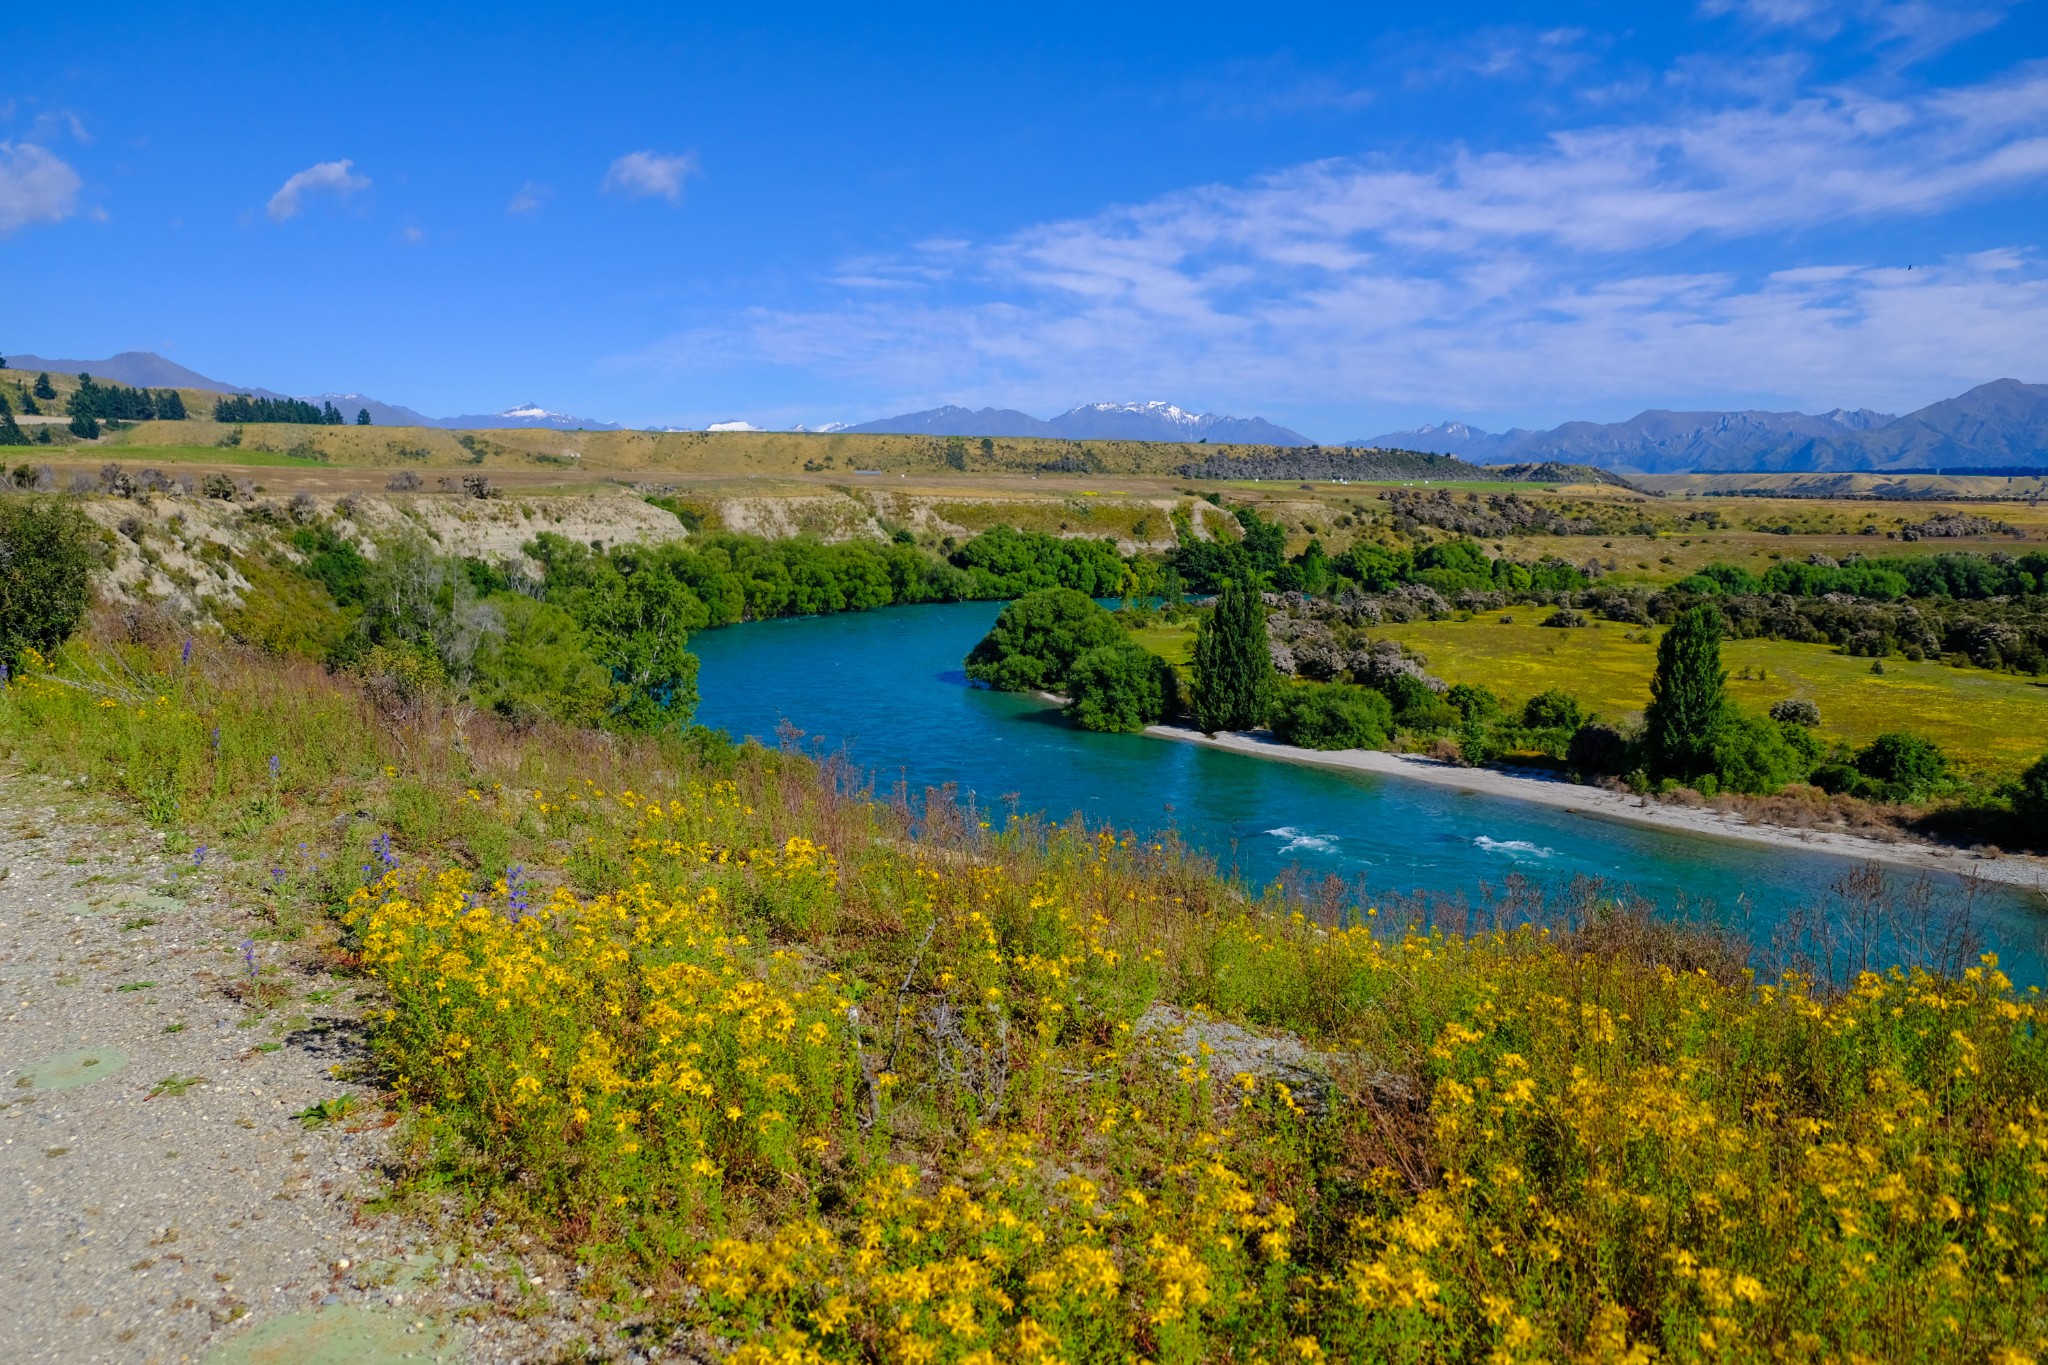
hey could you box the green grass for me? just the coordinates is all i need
[1126,610,2047,773]
[1379,611,2048,773]
[45,443,335,468]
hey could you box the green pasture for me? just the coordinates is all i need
[1383,612,2047,774]
[1130,611,2048,774]
[34,444,334,469]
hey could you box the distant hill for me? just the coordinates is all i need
[844,399,1310,445]
[1348,382,2046,473]
[302,393,442,427]
[8,350,289,399]
[842,405,1060,438]
[6,351,620,431]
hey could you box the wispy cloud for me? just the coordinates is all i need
[626,64,2048,424]
[1700,0,2013,65]
[0,141,82,235]
[266,159,370,221]
[508,181,552,215]
[602,150,698,203]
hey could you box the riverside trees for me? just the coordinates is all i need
[1191,579,1274,733]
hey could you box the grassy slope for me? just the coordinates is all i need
[4,627,2043,1363]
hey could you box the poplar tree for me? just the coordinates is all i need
[1645,604,1727,779]
[1191,579,1275,733]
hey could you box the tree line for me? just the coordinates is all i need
[212,395,354,425]
[963,581,2048,849]
[66,373,189,423]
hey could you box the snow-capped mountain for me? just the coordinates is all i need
[706,420,763,432]
[436,403,621,431]
[792,422,851,434]
[1046,400,1309,445]
[843,399,1309,444]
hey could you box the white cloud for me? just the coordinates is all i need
[1700,0,2012,64]
[0,141,82,235]
[508,181,552,215]
[266,159,370,222]
[624,64,2048,425]
[602,150,698,203]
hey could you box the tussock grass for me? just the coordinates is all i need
[4,628,2046,1361]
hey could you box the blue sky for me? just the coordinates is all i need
[5,1,2047,439]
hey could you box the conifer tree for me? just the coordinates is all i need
[68,411,100,440]
[357,407,371,425]
[1645,604,1727,779]
[32,372,56,400]
[1191,579,1275,733]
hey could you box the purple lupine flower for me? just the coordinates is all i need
[268,755,280,780]
[241,938,258,980]
[210,727,221,754]
[192,845,207,868]
[1,660,10,686]
[180,638,193,666]
[505,864,530,922]
[371,832,397,871]
[270,867,286,885]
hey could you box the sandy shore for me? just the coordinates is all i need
[1145,725,2048,896]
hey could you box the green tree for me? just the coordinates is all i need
[33,372,56,400]
[1645,605,1727,780]
[471,595,618,728]
[1190,580,1274,732]
[1065,640,1176,733]
[68,411,100,440]
[966,588,1123,693]
[1270,683,1391,750]
[356,407,372,425]
[0,498,100,671]
[2016,755,2048,847]
[1854,732,1948,802]
[0,408,29,447]
[1710,710,1820,795]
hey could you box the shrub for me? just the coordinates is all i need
[1854,732,1948,802]
[0,497,100,671]
[1710,710,1819,795]
[965,588,1123,694]
[1567,722,1633,777]
[1446,682,1502,722]
[1379,671,1458,732]
[471,596,618,729]
[1769,698,1821,727]
[2015,755,2048,847]
[1270,683,1392,750]
[1522,688,1586,731]
[1064,641,1176,733]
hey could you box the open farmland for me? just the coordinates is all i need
[1378,612,2048,774]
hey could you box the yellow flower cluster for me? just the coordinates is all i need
[346,790,862,1232]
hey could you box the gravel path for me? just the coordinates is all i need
[0,782,674,1364]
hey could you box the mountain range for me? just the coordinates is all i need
[7,353,619,432]
[841,400,1311,445]
[9,350,2043,467]
[1351,381,2048,473]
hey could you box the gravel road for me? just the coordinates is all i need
[0,784,678,1364]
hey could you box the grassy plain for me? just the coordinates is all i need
[1131,613,2047,773]
[1388,614,2046,772]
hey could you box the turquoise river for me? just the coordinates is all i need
[691,602,2047,978]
